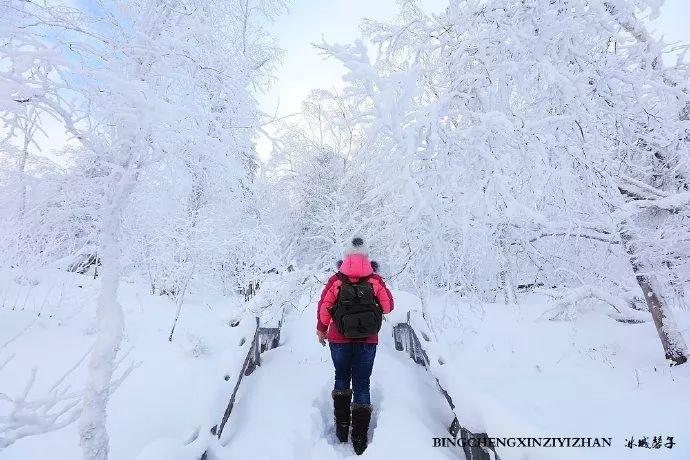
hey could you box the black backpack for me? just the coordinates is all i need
[331,272,383,339]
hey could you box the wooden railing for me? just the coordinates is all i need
[393,311,501,460]
[200,315,282,459]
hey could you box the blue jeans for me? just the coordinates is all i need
[329,342,377,405]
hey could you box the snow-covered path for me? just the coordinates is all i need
[216,307,458,460]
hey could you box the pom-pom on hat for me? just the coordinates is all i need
[345,237,368,257]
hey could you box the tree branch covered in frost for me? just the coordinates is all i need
[0,366,81,449]
[539,285,651,323]
[621,192,690,214]
[0,347,139,450]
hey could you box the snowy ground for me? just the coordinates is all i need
[0,269,245,460]
[1,269,689,459]
[423,293,690,460]
[216,307,457,460]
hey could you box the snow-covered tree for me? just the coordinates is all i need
[265,89,392,273]
[315,0,689,363]
[1,0,287,457]
[0,0,78,272]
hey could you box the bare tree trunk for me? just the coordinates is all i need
[500,270,517,305]
[620,227,688,366]
[168,270,193,342]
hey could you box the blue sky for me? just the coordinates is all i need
[257,0,446,122]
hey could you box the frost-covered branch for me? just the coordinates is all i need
[623,192,690,214]
[0,348,138,450]
[540,286,651,323]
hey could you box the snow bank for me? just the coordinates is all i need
[401,293,690,460]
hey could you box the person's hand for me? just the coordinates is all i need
[317,330,326,346]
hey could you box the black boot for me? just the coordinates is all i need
[350,403,372,455]
[332,389,352,442]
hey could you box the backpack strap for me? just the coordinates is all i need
[336,272,350,284]
[336,272,372,284]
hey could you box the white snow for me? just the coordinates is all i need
[2,272,689,460]
[210,306,457,460]
[2,2,690,459]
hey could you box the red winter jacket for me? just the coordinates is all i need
[316,253,394,344]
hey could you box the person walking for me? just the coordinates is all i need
[316,237,394,455]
